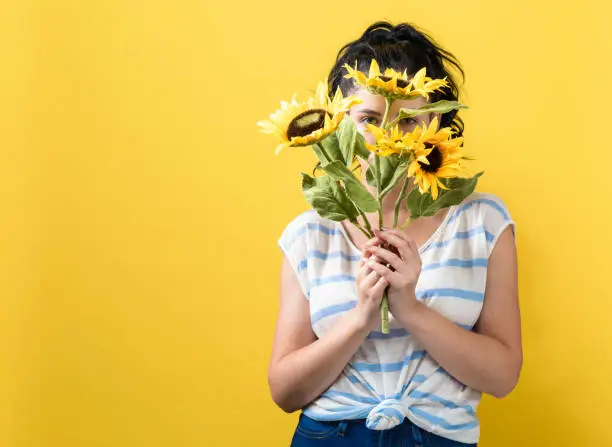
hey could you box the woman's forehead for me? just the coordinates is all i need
[351,88,428,110]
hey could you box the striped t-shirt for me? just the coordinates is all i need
[277,192,515,444]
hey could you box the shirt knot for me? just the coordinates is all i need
[366,398,408,430]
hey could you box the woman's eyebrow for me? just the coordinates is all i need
[355,108,382,116]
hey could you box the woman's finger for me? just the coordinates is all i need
[369,275,388,301]
[368,245,404,272]
[356,260,371,282]
[362,251,384,264]
[406,237,417,252]
[375,231,411,259]
[384,229,412,244]
[387,229,418,254]
[361,238,382,254]
[377,230,419,262]
[375,229,408,246]
[367,258,399,285]
[361,268,381,289]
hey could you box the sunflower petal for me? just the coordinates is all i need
[424,117,440,141]
[422,175,431,191]
[256,120,276,133]
[408,162,418,177]
[431,181,439,200]
[369,59,381,78]
[365,123,385,140]
[275,143,288,155]
[410,68,426,88]
[315,81,327,106]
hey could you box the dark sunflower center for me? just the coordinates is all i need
[379,76,410,88]
[419,145,443,173]
[286,109,328,139]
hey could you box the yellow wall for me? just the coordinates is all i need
[2,0,611,445]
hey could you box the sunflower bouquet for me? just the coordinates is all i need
[258,60,482,334]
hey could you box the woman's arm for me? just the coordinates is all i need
[268,255,387,413]
[367,228,522,397]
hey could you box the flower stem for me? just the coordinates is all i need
[374,154,383,229]
[315,141,332,164]
[393,172,411,228]
[400,214,412,230]
[377,97,395,334]
[381,98,393,130]
[353,221,372,239]
[357,208,374,238]
[381,291,389,334]
[375,97,395,228]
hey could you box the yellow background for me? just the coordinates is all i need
[2,0,611,446]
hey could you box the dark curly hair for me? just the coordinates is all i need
[328,21,465,137]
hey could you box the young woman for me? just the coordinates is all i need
[269,22,522,447]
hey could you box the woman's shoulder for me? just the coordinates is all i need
[452,191,513,223]
[283,209,326,229]
[459,191,511,212]
[280,210,330,237]
[278,210,338,251]
[451,191,515,255]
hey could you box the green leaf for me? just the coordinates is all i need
[301,173,359,222]
[317,133,343,164]
[378,154,410,198]
[354,135,371,160]
[313,117,370,167]
[336,117,357,167]
[398,100,467,120]
[365,165,377,188]
[381,163,409,198]
[364,154,409,197]
[378,154,400,189]
[337,117,370,163]
[321,161,380,213]
[406,172,484,219]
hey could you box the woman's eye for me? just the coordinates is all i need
[360,116,379,125]
[399,118,419,131]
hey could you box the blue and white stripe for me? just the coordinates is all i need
[278,192,515,444]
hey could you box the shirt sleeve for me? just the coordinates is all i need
[278,214,311,298]
[480,194,516,257]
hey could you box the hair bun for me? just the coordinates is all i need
[393,24,428,44]
[361,23,399,45]
[361,22,430,49]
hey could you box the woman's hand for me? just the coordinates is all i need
[363,229,422,317]
[355,243,389,331]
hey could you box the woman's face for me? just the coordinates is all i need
[347,88,438,170]
[348,88,435,143]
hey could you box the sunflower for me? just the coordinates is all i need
[343,60,449,101]
[364,124,415,156]
[406,118,469,199]
[408,67,449,100]
[257,82,362,155]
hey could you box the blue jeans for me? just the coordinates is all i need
[291,414,477,447]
